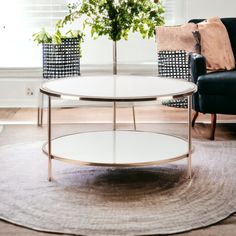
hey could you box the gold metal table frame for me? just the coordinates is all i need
[39,76,197,181]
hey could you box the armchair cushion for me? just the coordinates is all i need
[198,70,236,96]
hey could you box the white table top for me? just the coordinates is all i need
[40,75,197,101]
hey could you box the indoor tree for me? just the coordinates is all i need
[64,0,165,74]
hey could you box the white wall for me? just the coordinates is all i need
[81,33,157,65]
[187,0,236,20]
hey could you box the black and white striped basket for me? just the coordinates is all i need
[158,50,190,108]
[43,38,80,79]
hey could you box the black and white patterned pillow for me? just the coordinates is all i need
[157,50,190,79]
[157,50,190,108]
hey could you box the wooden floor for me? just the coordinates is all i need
[0,105,236,124]
[0,106,236,235]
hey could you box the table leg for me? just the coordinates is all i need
[40,93,44,126]
[113,102,116,131]
[37,92,44,127]
[48,95,52,181]
[187,95,192,179]
[37,107,40,126]
[132,105,136,131]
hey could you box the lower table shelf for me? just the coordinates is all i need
[43,131,189,167]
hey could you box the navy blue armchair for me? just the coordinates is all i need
[189,18,236,140]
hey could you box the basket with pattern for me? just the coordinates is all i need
[43,38,80,79]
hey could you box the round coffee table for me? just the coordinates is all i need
[40,75,197,181]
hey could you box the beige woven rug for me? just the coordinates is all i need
[0,140,235,235]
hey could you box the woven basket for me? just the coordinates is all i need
[43,38,80,79]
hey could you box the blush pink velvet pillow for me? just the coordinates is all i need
[155,23,198,53]
[198,17,235,72]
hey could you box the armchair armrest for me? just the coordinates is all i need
[189,53,207,83]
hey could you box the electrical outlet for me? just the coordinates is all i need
[26,87,34,96]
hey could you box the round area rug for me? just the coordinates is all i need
[0,141,236,235]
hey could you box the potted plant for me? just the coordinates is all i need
[63,0,165,74]
[33,14,84,78]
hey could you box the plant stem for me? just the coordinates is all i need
[113,41,117,75]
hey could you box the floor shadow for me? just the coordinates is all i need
[60,165,188,202]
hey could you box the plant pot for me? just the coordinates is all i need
[43,38,80,79]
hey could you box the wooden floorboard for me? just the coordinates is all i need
[0,106,235,124]
[0,108,20,120]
